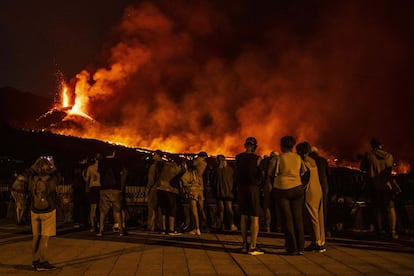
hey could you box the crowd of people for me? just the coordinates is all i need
[6,135,404,270]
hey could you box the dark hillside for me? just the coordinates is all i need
[0,125,150,185]
[0,86,52,128]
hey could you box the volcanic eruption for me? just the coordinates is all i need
[38,0,413,172]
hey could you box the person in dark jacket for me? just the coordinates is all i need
[360,138,398,239]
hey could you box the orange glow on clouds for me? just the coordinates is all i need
[45,1,412,173]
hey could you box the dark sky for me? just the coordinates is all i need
[1,0,414,167]
[0,0,135,96]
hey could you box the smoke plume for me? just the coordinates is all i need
[55,0,414,170]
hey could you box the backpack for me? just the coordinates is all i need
[32,175,50,210]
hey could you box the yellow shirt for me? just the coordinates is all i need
[273,152,306,190]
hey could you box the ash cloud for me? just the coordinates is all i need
[63,0,414,168]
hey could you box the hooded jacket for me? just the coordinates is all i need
[361,148,393,190]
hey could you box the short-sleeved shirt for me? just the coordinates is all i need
[235,152,263,216]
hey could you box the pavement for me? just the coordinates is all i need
[0,221,414,275]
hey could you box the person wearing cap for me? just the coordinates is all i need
[360,138,398,239]
[235,137,264,255]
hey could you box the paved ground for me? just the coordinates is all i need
[0,222,414,275]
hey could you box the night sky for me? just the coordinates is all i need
[0,0,134,96]
[1,0,414,167]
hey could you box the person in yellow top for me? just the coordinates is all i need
[296,142,326,253]
[360,138,398,239]
[270,136,307,255]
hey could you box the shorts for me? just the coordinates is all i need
[187,187,204,201]
[88,186,100,204]
[237,185,263,217]
[157,190,177,217]
[31,209,56,237]
[99,189,122,214]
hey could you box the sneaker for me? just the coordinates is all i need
[189,229,201,236]
[316,245,326,253]
[305,243,318,252]
[248,248,265,256]
[230,224,238,232]
[286,251,298,255]
[90,227,95,233]
[168,231,182,236]
[31,260,40,269]
[392,231,399,239]
[36,262,56,271]
[96,232,103,237]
